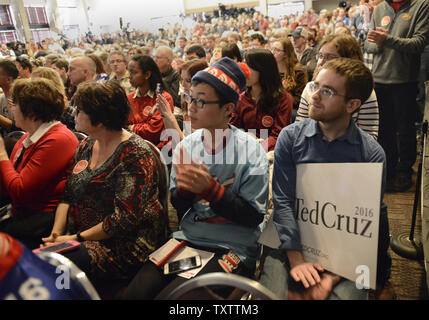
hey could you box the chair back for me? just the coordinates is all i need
[164,272,279,300]
[4,131,26,157]
[144,139,170,227]
[73,131,87,142]
[36,251,101,300]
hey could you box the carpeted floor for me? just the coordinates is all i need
[384,173,428,300]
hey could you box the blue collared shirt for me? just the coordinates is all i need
[272,118,387,252]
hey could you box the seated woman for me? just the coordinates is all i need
[296,34,379,139]
[42,81,169,284]
[230,49,293,152]
[0,78,79,249]
[31,67,75,131]
[127,54,174,149]
[271,38,308,110]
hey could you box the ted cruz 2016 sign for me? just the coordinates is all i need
[295,163,382,290]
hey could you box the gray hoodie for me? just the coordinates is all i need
[364,0,429,84]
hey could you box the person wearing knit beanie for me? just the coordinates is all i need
[191,57,246,107]
[121,57,269,301]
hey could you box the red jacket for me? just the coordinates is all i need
[0,123,79,216]
[127,91,174,149]
[230,89,292,151]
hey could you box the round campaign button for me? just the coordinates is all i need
[143,105,153,117]
[262,115,274,128]
[73,160,88,174]
[381,16,391,27]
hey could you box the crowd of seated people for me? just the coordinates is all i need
[0,0,428,300]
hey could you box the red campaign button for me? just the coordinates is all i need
[262,116,274,128]
[143,105,153,117]
[73,160,88,174]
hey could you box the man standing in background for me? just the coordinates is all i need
[365,0,429,192]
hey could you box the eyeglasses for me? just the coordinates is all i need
[183,93,220,109]
[110,59,125,64]
[271,48,285,54]
[316,53,340,62]
[308,81,347,99]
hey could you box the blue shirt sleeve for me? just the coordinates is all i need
[272,127,302,251]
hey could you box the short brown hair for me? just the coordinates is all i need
[12,78,65,122]
[322,58,373,104]
[86,53,106,74]
[319,34,363,62]
[73,80,130,131]
[53,58,69,72]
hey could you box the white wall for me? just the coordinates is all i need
[85,0,185,34]
[312,0,344,12]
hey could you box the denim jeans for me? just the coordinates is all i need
[259,248,368,300]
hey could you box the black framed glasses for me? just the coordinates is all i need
[183,93,221,109]
[308,81,347,99]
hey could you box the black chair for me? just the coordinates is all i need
[4,130,26,157]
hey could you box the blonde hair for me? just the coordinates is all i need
[32,67,65,95]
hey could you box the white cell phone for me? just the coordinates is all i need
[163,255,202,275]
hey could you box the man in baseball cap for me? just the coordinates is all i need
[290,26,317,79]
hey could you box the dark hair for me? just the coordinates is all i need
[73,80,131,131]
[0,60,19,79]
[15,56,33,73]
[11,78,65,122]
[221,43,242,62]
[191,79,229,107]
[86,53,106,74]
[244,49,284,113]
[323,58,373,104]
[250,33,266,45]
[131,54,166,93]
[185,44,206,59]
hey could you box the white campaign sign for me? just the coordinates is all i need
[295,163,382,290]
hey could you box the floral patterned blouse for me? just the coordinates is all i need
[63,134,169,280]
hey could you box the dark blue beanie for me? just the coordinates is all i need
[191,57,246,105]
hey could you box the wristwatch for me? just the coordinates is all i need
[76,232,84,242]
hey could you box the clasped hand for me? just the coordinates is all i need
[173,146,212,195]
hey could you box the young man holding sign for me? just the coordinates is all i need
[260,58,391,300]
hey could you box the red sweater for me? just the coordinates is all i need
[0,123,79,216]
[230,89,292,151]
[127,91,174,149]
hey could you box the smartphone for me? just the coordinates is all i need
[164,255,202,275]
[33,240,81,254]
[156,83,162,94]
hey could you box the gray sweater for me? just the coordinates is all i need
[364,0,429,84]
